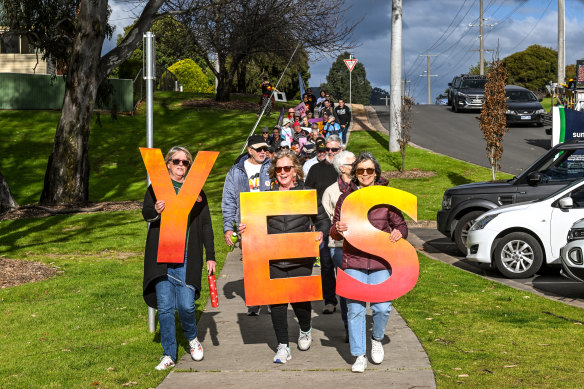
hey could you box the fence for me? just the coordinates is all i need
[0,73,133,111]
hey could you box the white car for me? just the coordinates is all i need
[466,178,584,278]
[560,218,584,282]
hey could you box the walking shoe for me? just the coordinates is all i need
[298,328,312,351]
[371,338,384,364]
[273,343,291,364]
[189,337,204,361]
[247,306,260,316]
[155,355,175,370]
[314,257,321,267]
[351,355,367,373]
[322,303,336,314]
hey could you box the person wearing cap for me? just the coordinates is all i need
[222,134,271,316]
[323,114,341,139]
[303,138,327,176]
[261,126,271,145]
[281,118,293,145]
[279,140,291,151]
[292,122,309,148]
[305,135,344,315]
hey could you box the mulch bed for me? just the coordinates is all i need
[0,201,142,222]
[0,257,61,289]
[381,169,436,179]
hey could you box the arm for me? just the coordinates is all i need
[200,192,217,274]
[389,207,408,240]
[322,185,336,221]
[142,186,161,222]
[329,194,346,241]
[221,168,239,245]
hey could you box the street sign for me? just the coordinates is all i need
[344,58,357,72]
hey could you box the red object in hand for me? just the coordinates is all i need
[208,274,219,308]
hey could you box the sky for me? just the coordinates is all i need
[106,0,584,104]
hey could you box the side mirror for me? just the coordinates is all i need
[527,171,541,185]
[559,197,574,209]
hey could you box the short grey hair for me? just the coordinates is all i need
[164,146,193,165]
[332,150,355,174]
[326,134,344,149]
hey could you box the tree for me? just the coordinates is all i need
[168,59,214,93]
[479,58,508,180]
[370,87,390,105]
[179,0,357,101]
[468,60,491,75]
[1,0,170,205]
[397,96,413,172]
[324,51,372,104]
[502,45,556,93]
[0,169,18,212]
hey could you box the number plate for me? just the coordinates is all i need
[472,99,482,104]
[521,115,531,120]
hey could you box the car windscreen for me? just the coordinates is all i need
[460,79,487,89]
[506,90,537,102]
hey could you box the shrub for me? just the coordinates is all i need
[168,59,214,93]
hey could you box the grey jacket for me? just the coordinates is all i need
[221,154,271,232]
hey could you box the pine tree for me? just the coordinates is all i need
[323,52,372,104]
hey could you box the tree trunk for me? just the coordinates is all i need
[40,0,108,205]
[237,61,247,94]
[0,169,18,211]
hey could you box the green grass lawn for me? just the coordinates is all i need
[0,92,580,388]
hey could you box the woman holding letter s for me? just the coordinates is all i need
[142,146,216,370]
[329,151,408,373]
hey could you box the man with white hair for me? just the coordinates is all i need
[304,135,344,314]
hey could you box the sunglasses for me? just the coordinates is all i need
[171,159,190,167]
[280,146,290,150]
[275,166,293,173]
[326,147,340,152]
[253,146,269,152]
[356,168,375,175]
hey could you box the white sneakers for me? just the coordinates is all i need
[273,343,291,364]
[352,355,367,373]
[298,329,312,351]
[189,337,204,361]
[155,355,175,371]
[371,338,384,364]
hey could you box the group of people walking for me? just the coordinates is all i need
[142,91,406,373]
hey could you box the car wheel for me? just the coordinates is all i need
[493,232,543,279]
[453,101,458,113]
[454,210,484,255]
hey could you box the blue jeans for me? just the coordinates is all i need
[330,247,348,327]
[155,261,198,361]
[345,268,392,357]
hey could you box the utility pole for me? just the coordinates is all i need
[558,0,565,85]
[389,0,402,152]
[470,0,492,75]
[402,78,411,104]
[419,54,438,104]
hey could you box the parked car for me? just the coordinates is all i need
[560,218,584,282]
[437,139,584,254]
[505,85,545,126]
[450,74,487,112]
[435,93,448,105]
[466,178,584,278]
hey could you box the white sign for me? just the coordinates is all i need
[344,58,357,72]
[274,91,287,102]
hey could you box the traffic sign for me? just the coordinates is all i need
[344,58,357,72]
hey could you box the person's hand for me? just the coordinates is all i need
[389,229,403,242]
[154,200,165,214]
[315,231,323,242]
[238,223,247,234]
[207,260,217,275]
[335,221,348,236]
[224,230,234,246]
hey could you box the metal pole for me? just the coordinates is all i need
[427,56,431,104]
[479,0,484,75]
[144,31,156,334]
[349,55,352,107]
[389,0,402,152]
[558,0,565,85]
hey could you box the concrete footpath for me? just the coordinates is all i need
[157,247,436,388]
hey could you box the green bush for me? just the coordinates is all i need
[168,59,214,93]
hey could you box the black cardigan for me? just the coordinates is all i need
[142,185,215,308]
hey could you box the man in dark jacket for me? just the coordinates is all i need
[304,135,343,314]
[334,99,351,143]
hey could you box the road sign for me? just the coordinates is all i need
[344,58,357,72]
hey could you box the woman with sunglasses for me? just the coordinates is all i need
[142,146,216,370]
[329,151,408,373]
[239,150,322,364]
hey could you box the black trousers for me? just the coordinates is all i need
[269,263,313,345]
[319,232,337,306]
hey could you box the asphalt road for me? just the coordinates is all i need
[374,104,551,176]
[372,104,584,307]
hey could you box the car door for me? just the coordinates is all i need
[549,184,584,259]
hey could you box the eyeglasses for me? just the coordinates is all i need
[253,146,269,152]
[356,168,375,175]
[326,147,340,152]
[172,159,190,167]
[280,146,290,150]
[275,166,293,173]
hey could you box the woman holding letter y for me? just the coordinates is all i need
[142,146,216,370]
[329,151,407,373]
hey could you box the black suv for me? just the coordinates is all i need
[450,74,487,112]
[447,75,462,106]
[437,139,584,254]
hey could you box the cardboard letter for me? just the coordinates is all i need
[240,190,322,305]
[140,148,218,263]
[336,186,419,302]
